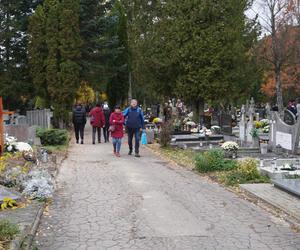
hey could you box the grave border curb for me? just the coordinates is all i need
[9,145,69,250]
[9,202,45,250]
[240,184,300,229]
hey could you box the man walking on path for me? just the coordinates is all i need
[103,103,111,143]
[123,99,145,157]
[89,103,105,144]
[72,103,87,144]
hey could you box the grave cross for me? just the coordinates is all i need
[0,97,14,155]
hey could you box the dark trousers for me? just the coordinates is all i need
[92,127,101,143]
[103,126,110,142]
[74,123,85,142]
[127,127,140,154]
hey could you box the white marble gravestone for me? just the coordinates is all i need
[269,112,300,154]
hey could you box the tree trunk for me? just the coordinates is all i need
[275,66,284,113]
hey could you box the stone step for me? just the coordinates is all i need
[240,183,300,223]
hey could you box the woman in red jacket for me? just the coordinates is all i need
[89,103,105,144]
[109,105,125,157]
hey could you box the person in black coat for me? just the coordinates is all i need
[72,104,87,144]
[103,103,111,142]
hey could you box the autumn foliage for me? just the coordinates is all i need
[260,24,300,99]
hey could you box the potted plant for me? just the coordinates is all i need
[250,128,260,147]
[221,141,239,158]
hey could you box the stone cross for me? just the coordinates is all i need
[249,97,255,116]
[0,97,14,155]
[265,103,271,119]
[239,105,247,142]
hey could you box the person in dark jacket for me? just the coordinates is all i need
[123,99,145,157]
[110,105,125,157]
[72,104,87,144]
[89,103,105,144]
[103,103,111,143]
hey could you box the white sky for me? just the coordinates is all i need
[246,0,269,34]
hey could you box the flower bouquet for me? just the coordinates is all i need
[221,141,239,158]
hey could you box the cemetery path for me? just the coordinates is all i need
[35,125,300,250]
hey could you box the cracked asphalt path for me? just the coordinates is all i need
[35,125,300,250]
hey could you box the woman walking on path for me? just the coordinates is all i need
[89,103,105,144]
[109,106,125,157]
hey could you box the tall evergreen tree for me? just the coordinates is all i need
[0,0,42,110]
[29,0,82,126]
[106,1,130,108]
[28,5,48,102]
[56,0,82,121]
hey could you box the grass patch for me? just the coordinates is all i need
[149,144,270,187]
[159,147,196,168]
[43,144,69,153]
[0,220,19,249]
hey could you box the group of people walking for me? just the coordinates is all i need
[72,99,145,157]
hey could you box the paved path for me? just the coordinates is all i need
[35,126,300,250]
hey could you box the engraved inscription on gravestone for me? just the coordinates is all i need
[276,131,292,150]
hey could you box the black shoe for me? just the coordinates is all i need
[81,141,84,144]
[128,151,132,155]
[93,142,95,145]
[76,140,79,144]
[135,154,140,158]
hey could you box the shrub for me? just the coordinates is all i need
[195,149,237,173]
[223,158,270,186]
[36,128,69,146]
[159,121,173,148]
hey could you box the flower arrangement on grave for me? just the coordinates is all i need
[221,141,239,153]
[153,117,162,124]
[211,125,221,134]
[186,121,196,127]
[254,119,270,134]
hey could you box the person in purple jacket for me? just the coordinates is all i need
[123,99,145,157]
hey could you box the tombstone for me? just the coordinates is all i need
[211,111,219,126]
[273,179,300,198]
[246,112,254,143]
[265,103,271,119]
[220,112,232,135]
[283,109,296,125]
[15,115,27,125]
[4,124,29,142]
[269,112,300,154]
[28,126,40,145]
[0,185,21,203]
[239,105,247,142]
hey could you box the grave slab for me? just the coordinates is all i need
[240,183,300,222]
[0,185,22,202]
[273,179,300,198]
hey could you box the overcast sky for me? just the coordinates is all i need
[246,0,269,33]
